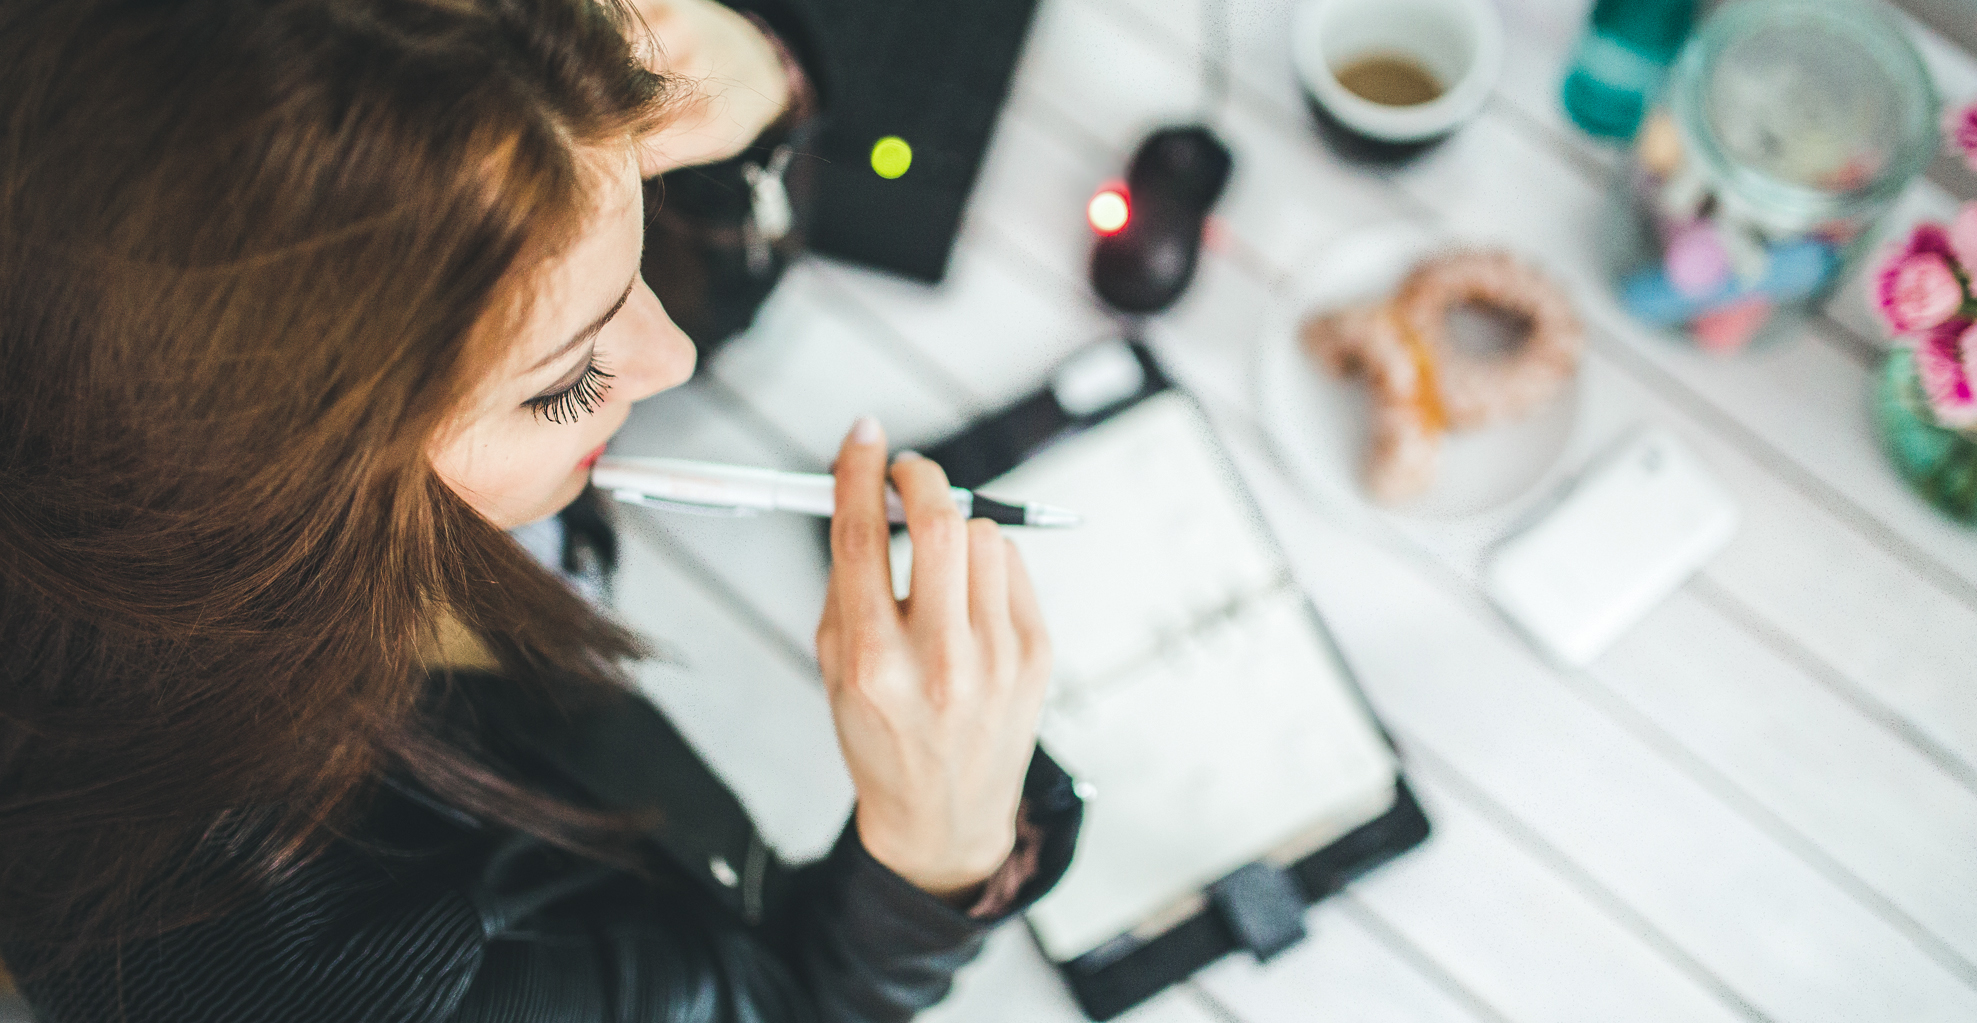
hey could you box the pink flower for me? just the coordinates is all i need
[1945,101,1977,174]
[1915,320,1977,429]
[1873,224,1966,334]
[1952,203,1977,270]
[1900,222,1956,262]
[1877,250,1966,334]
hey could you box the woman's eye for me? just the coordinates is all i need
[524,358,615,425]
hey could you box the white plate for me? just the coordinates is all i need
[1255,223,1582,523]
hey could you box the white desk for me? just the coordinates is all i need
[607,1,1977,1020]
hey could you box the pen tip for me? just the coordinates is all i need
[1027,505,1082,528]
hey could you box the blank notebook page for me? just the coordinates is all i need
[895,392,1397,962]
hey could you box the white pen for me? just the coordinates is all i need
[592,456,1082,528]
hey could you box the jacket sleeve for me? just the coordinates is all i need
[771,752,1081,1021]
[3,682,1079,1023]
[448,750,1083,1023]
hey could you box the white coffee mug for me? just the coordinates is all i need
[1292,0,1504,154]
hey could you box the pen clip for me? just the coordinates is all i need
[610,490,763,518]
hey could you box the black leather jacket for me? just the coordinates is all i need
[7,674,1083,1022]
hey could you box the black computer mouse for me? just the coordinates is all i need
[1091,126,1233,314]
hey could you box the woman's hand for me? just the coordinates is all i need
[816,418,1053,900]
[627,0,791,176]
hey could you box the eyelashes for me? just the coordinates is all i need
[524,357,615,425]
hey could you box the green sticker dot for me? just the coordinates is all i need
[870,136,912,179]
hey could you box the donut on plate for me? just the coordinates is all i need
[1300,249,1583,504]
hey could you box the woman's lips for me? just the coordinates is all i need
[578,444,607,471]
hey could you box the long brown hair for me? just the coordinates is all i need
[0,0,673,968]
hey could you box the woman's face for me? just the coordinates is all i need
[430,147,694,529]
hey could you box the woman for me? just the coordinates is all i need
[0,0,1075,1019]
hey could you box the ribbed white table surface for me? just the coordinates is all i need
[606,2,1977,1021]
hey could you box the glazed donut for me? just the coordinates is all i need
[1300,249,1583,504]
[1391,250,1583,429]
[1302,304,1440,502]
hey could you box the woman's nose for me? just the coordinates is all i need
[617,279,697,403]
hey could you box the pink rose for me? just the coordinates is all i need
[1945,101,1977,174]
[1900,222,1956,262]
[1952,202,1977,270]
[1877,251,1966,334]
[1916,320,1977,429]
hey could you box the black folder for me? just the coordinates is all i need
[920,339,1430,1021]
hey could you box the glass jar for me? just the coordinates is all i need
[1876,348,1977,524]
[1606,0,1937,353]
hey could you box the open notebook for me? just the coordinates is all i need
[894,387,1401,965]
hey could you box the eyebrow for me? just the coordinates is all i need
[529,274,638,373]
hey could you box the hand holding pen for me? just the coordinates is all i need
[815,417,1053,900]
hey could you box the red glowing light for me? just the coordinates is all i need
[1087,188,1130,235]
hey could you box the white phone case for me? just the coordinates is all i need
[1482,429,1739,667]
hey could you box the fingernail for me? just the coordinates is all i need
[892,449,924,463]
[851,415,882,444]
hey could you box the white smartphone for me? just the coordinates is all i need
[1482,428,1739,667]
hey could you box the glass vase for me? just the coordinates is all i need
[1876,347,1977,525]
[1607,0,1937,354]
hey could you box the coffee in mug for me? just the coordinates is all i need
[1292,0,1504,163]
[1334,53,1446,107]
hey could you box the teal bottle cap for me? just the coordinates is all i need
[1590,0,1697,59]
